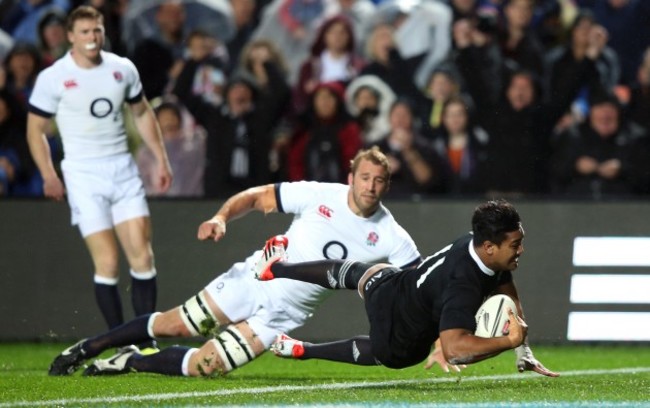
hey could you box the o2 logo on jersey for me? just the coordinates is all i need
[323,241,348,259]
[90,98,114,118]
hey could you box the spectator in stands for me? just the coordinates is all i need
[136,101,206,197]
[376,0,453,90]
[1,42,42,109]
[1,0,70,45]
[0,89,36,196]
[626,47,650,133]
[335,0,375,48]
[344,74,395,144]
[374,98,449,197]
[419,65,464,137]
[497,0,545,77]
[227,0,259,74]
[359,23,422,103]
[545,10,620,113]
[252,0,330,84]
[236,38,291,181]
[550,91,650,197]
[432,96,489,195]
[183,30,229,108]
[238,39,290,93]
[576,0,650,87]
[453,15,601,195]
[287,81,362,182]
[130,0,189,99]
[36,10,67,67]
[173,49,290,197]
[292,15,365,116]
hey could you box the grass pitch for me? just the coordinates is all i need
[0,342,649,407]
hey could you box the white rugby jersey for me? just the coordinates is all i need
[260,181,421,315]
[28,51,143,160]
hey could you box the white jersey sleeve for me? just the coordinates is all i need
[29,68,60,116]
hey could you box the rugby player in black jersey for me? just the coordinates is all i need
[261,199,558,377]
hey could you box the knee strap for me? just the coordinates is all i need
[179,292,220,336]
[209,326,255,374]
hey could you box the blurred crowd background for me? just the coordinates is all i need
[1,0,650,200]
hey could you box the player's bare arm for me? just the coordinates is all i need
[439,309,527,365]
[26,112,65,201]
[197,184,278,242]
[424,338,466,373]
[129,98,173,193]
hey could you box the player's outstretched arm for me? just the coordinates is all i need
[197,184,278,242]
[515,344,560,377]
[424,339,466,373]
[440,309,527,365]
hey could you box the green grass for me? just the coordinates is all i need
[1,343,649,407]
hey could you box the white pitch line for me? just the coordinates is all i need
[2,367,649,407]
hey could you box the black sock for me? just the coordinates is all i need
[128,346,190,376]
[303,336,379,366]
[131,274,157,316]
[94,281,124,329]
[82,314,152,358]
[270,260,371,289]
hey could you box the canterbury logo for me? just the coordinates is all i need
[318,205,333,218]
[64,80,78,89]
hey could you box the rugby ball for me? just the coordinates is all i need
[474,294,517,338]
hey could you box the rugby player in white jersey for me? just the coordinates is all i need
[49,147,440,377]
[26,6,173,339]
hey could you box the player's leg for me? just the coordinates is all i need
[49,289,231,375]
[84,229,124,329]
[268,260,391,295]
[114,216,157,319]
[84,321,265,377]
[272,334,380,366]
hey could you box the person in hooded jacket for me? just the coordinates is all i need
[287,81,362,182]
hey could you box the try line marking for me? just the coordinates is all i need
[3,366,649,407]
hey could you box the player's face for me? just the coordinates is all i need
[492,226,525,271]
[348,159,389,217]
[68,18,105,60]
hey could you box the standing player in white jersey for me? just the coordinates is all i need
[26,7,173,338]
[48,147,435,377]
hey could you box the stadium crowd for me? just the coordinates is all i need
[1,0,650,199]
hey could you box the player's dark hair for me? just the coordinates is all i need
[350,146,391,181]
[66,6,103,32]
[472,199,521,246]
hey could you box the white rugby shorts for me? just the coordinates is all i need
[61,153,149,237]
[204,251,311,347]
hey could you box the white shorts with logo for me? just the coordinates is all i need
[61,153,149,237]
[204,251,312,347]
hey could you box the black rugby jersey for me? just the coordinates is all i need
[369,233,513,362]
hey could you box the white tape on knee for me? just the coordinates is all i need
[179,292,219,336]
[209,326,255,373]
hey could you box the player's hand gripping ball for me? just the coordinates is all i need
[474,294,517,338]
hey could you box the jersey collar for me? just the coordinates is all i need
[468,239,495,276]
